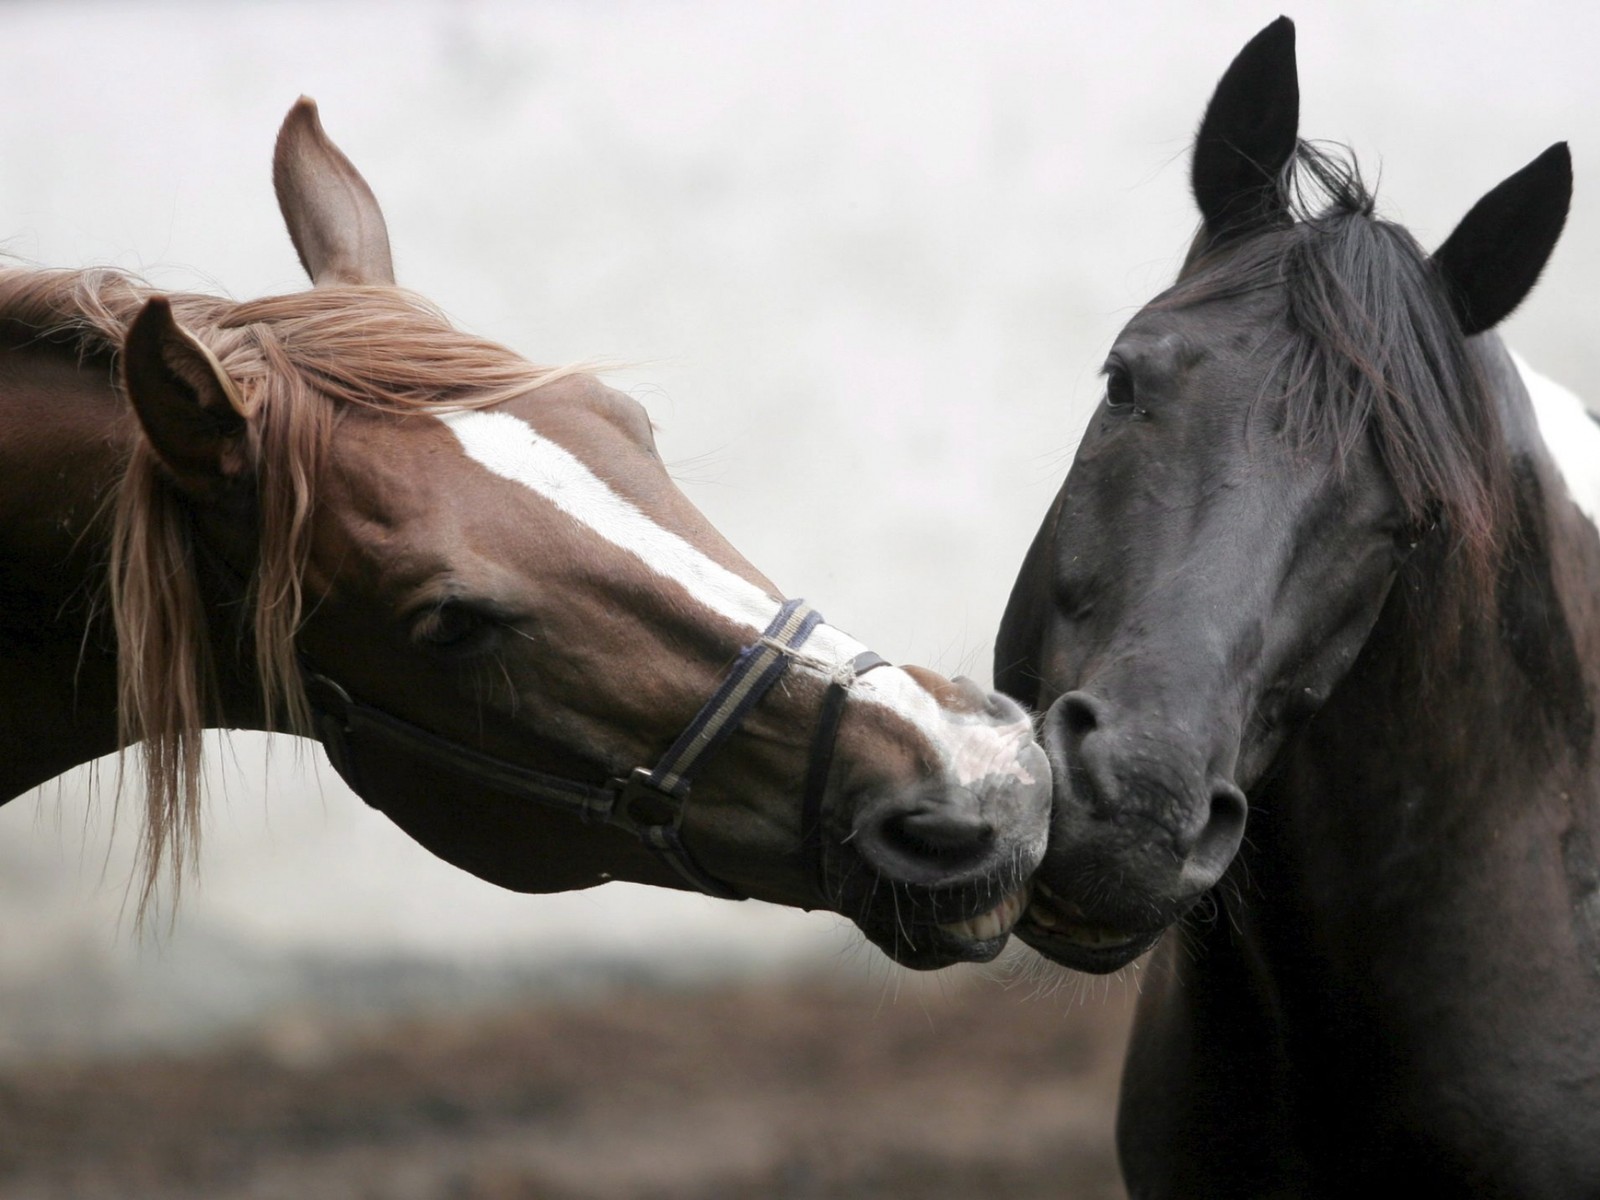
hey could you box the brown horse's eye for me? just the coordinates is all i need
[414,599,492,652]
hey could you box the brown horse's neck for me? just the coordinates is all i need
[0,334,264,803]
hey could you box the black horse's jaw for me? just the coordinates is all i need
[1017,880,1165,973]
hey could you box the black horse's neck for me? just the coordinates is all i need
[1234,342,1589,948]
[1154,334,1600,1188]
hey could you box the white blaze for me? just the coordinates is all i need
[438,409,1036,788]
[1513,349,1600,529]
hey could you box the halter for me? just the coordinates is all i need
[303,598,887,901]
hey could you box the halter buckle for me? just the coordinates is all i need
[604,767,685,836]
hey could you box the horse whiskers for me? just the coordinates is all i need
[493,656,518,718]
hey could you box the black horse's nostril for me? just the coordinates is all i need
[1058,690,1104,741]
[1179,781,1248,892]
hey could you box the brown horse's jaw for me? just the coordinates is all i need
[938,881,1032,944]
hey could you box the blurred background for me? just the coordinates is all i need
[2,2,1595,1196]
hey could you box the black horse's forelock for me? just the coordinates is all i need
[1169,140,1511,610]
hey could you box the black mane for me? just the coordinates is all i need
[1166,141,1512,599]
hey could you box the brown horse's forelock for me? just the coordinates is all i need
[0,266,580,914]
[1161,142,1513,651]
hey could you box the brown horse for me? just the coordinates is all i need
[0,99,1047,969]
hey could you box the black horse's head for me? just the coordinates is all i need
[997,17,1572,972]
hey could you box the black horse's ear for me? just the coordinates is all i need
[1192,16,1300,244]
[1432,143,1572,337]
[994,497,1060,708]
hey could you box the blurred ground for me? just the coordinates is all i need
[0,972,1134,1200]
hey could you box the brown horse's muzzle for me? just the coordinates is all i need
[817,681,1051,969]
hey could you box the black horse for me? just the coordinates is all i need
[998,17,1600,1197]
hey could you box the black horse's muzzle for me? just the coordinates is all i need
[1016,688,1248,972]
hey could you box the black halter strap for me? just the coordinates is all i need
[304,598,858,902]
[799,650,889,893]
[607,597,822,897]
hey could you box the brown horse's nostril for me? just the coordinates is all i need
[853,790,998,884]
[891,804,996,854]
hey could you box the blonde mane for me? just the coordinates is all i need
[0,266,579,913]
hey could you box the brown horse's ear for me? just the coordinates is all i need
[1432,143,1572,337]
[273,97,396,287]
[123,297,252,492]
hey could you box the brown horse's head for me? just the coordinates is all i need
[107,100,1048,968]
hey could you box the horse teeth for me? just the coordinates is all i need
[1024,895,1136,948]
[1058,923,1130,948]
[1029,883,1088,921]
[937,884,1029,942]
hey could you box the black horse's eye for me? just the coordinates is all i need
[414,599,493,652]
[1105,364,1136,410]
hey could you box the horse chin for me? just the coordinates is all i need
[854,880,1034,971]
[1012,879,1169,974]
[826,763,1050,969]
[1015,917,1163,975]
